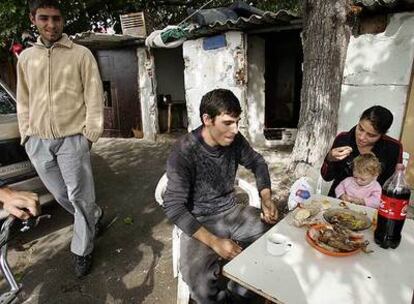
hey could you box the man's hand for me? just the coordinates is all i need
[210,238,242,260]
[261,199,278,224]
[259,188,278,224]
[193,226,242,260]
[327,146,353,162]
[0,188,40,220]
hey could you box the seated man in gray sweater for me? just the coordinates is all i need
[163,89,277,303]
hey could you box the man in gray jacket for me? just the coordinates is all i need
[16,0,103,277]
[163,89,278,303]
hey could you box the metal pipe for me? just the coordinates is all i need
[0,217,20,293]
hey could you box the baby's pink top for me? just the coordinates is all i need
[335,177,382,209]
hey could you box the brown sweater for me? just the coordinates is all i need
[16,34,104,144]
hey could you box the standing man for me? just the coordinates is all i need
[16,0,104,277]
[163,89,278,303]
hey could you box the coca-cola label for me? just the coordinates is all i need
[378,194,409,220]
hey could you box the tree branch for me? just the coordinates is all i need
[156,0,198,6]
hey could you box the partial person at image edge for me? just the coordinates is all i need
[0,179,40,220]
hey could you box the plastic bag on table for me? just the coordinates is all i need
[288,177,315,210]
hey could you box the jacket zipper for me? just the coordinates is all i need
[48,48,56,138]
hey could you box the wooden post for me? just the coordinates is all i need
[167,103,172,133]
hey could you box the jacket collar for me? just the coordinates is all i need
[35,33,73,49]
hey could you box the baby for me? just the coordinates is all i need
[335,153,382,209]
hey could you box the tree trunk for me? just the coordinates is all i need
[289,0,353,178]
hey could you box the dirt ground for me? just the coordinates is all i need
[3,136,177,304]
[3,136,413,304]
[2,135,292,304]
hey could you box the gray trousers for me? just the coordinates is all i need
[25,135,101,256]
[180,204,269,304]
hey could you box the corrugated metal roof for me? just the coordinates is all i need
[187,9,301,39]
[355,0,397,6]
[70,31,145,49]
[354,0,414,11]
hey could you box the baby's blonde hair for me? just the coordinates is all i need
[353,153,382,177]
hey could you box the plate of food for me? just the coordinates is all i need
[292,203,321,227]
[306,223,369,256]
[323,208,371,231]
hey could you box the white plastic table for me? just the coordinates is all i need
[223,194,414,304]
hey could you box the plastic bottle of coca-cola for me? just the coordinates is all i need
[374,164,411,249]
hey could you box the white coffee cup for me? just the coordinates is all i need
[267,233,291,256]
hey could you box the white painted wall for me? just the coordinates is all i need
[339,12,414,139]
[153,47,185,101]
[246,35,266,146]
[137,48,158,140]
[183,31,247,131]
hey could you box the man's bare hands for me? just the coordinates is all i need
[210,238,242,260]
[261,199,278,225]
[193,226,242,260]
[1,189,40,220]
[327,146,353,162]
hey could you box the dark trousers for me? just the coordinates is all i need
[180,204,269,304]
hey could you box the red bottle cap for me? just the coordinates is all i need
[395,163,405,171]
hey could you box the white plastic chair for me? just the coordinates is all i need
[154,173,261,304]
[316,175,333,195]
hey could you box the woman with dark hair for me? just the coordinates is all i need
[321,105,403,197]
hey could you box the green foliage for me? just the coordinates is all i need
[0,0,31,59]
[251,0,302,14]
[0,0,301,60]
[123,216,134,225]
[0,0,30,40]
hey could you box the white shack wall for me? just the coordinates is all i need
[183,31,248,131]
[137,48,158,140]
[339,12,414,139]
[246,35,266,146]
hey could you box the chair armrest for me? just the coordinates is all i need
[155,173,168,206]
[236,178,261,209]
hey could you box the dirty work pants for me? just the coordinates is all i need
[180,204,269,304]
[25,135,101,256]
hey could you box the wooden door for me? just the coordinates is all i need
[265,30,303,131]
[95,48,141,137]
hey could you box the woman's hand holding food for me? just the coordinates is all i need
[327,146,353,162]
